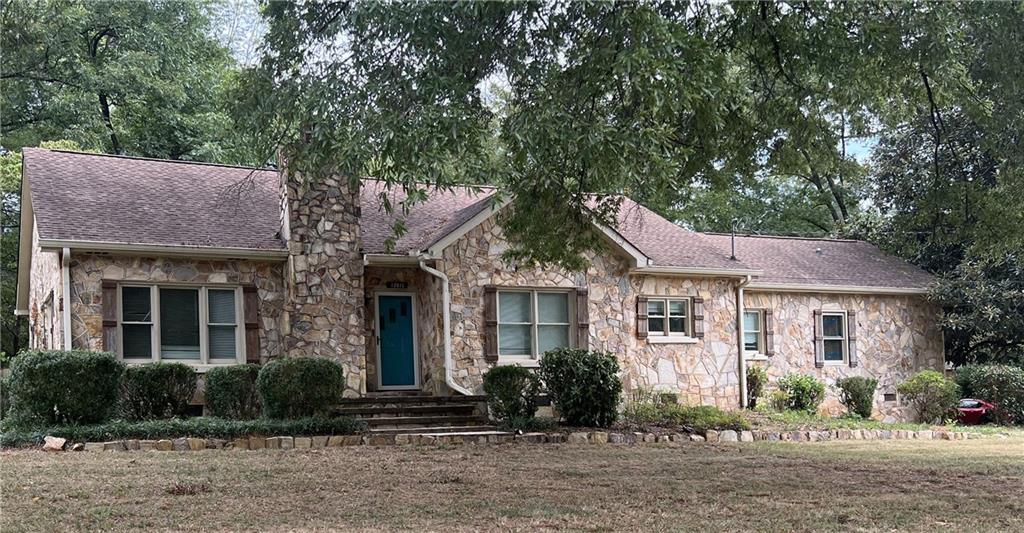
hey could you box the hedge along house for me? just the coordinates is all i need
[16,149,944,421]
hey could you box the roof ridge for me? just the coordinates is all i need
[35,148,277,172]
[702,232,862,244]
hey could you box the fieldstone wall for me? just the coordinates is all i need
[744,291,945,421]
[28,224,63,349]
[281,173,365,397]
[66,254,286,360]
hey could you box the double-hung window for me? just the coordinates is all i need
[822,312,847,363]
[497,290,571,360]
[119,285,243,365]
[743,309,764,354]
[647,298,692,337]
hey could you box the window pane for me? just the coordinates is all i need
[499,292,531,323]
[208,289,236,324]
[122,287,151,322]
[499,324,532,355]
[648,317,665,333]
[823,314,844,337]
[824,339,844,361]
[208,325,236,359]
[160,288,200,360]
[744,332,760,352]
[537,293,568,323]
[123,324,152,358]
[538,325,570,355]
[669,317,687,334]
[668,300,687,316]
[647,300,665,317]
[743,311,760,331]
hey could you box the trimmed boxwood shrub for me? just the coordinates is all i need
[120,362,197,420]
[955,364,1024,425]
[482,365,541,425]
[777,374,826,412]
[538,348,622,427]
[257,357,344,419]
[746,365,768,410]
[7,350,125,426]
[897,370,959,424]
[835,376,878,419]
[204,364,261,419]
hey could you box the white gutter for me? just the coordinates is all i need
[632,266,763,278]
[736,274,752,409]
[61,247,72,350]
[745,282,929,295]
[418,257,473,396]
[39,239,289,260]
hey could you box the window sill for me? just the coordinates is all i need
[496,358,541,368]
[646,336,699,345]
[745,353,770,361]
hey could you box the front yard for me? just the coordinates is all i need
[2,438,1022,531]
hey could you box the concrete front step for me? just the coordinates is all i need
[334,404,478,418]
[337,394,488,406]
[363,414,490,428]
[370,424,501,435]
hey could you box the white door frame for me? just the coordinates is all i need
[374,291,421,391]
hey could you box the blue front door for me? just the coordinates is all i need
[378,295,417,388]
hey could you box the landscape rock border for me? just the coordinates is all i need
[42,428,981,452]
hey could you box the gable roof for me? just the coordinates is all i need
[18,149,933,301]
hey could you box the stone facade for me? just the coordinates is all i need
[27,224,63,349]
[281,173,365,397]
[65,254,286,360]
[744,291,944,421]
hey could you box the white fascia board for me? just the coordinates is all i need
[631,266,764,278]
[745,282,930,295]
[363,253,422,266]
[424,197,511,258]
[38,239,289,261]
[15,173,34,314]
[596,224,650,268]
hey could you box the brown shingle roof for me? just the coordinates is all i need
[23,149,933,290]
[701,233,934,289]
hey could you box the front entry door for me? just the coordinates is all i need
[377,294,418,389]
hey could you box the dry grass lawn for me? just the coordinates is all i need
[2,438,1022,532]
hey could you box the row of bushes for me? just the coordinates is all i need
[3,350,348,428]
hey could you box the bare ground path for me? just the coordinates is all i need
[2,439,1022,532]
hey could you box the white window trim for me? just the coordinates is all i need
[117,283,245,369]
[822,311,849,365]
[743,308,767,358]
[496,288,574,362]
[645,297,697,342]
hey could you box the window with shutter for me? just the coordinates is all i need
[639,296,700,342]
[847,310,858,367]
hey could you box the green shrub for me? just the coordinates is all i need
[777,374,826,412]
[835,376,878,419]
[0,375,10,420]
[897,370,960,424]
[120,363,197,420]
[766,389,791,412]
[257,357,344,419]
[7,350,125,425]
[499,416,559,432]
[663,404,750,433]
[482,365,541,423]
[746,365,768,409]
[0,416,366,447]
[955,364,1024,425]
[204,364,261,420]
[538,348,622,427]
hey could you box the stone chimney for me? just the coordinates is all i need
[279,160,366,397]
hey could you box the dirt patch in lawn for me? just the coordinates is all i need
[2,439,1022,532]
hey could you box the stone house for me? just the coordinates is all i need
[15,149,944,421]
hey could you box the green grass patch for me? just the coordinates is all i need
[751,408,1023,436]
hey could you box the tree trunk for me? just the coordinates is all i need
[98,93,121,154]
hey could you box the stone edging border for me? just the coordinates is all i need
[41,428,980,452]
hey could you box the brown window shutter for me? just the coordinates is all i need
[764,309,775,357]
[243,286,260,363]
[483,285,499,363]
[574,287,590,349]
[101,281,118,352]
[692,297,705,339]
[636,295,649,339]
[813,309,824,368]
[847,310,858,368]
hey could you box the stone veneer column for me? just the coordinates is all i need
[281,171,366,397]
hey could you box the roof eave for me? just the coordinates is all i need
[14,165,34,315]
[38,239,289,261]
[631,266,763,277]
[745,282,931,295]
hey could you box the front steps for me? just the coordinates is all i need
[333,393,509,437]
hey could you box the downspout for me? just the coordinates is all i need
[418,257,473,396]
[61,247,72,350]
[736,274,752,409]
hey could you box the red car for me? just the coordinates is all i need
[957,398,996,425]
